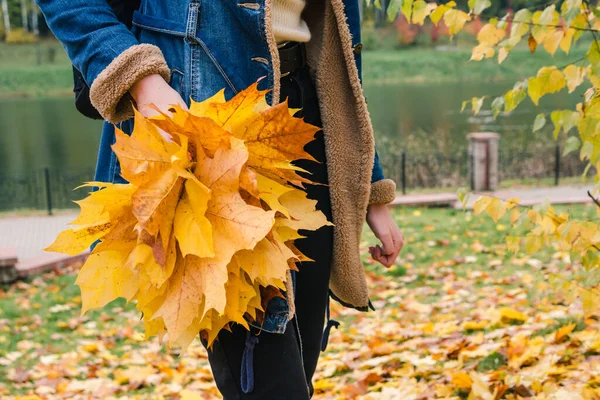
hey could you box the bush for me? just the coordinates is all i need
[5,28,38,44]
[361,23,400,51]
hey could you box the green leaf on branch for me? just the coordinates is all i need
[468,0,491,16]
[563,136,581,156]
[550,110,579,139]
[491,97,505,118]
[504,84,527,114]
[387,0,403,21]
[462,97,486,115]
[533,114,546,132]
[511,9,532,38]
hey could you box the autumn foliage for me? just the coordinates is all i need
[45,84,330,351]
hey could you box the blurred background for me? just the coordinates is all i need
[0,0,588,213]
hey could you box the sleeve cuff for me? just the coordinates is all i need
[89,44,171,123]
[369,179,396,205]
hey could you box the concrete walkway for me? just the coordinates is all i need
[0,213,85,277]
[391,185,596,209]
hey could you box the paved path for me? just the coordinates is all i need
[392,185,596,209]
[0,213,76,261]
[0,213,85,276]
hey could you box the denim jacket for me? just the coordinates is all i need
[37,0,397,335]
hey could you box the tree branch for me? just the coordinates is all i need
[587,190,600,209]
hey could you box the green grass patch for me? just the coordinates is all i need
[362,45,589,85]
[0,42,72,98]
[532,317,587,338]
[0,40,591,98]
[363,203,597,306]
[476,352,508,372]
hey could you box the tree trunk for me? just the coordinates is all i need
[1,0,10,35]
[375,0,391,27]
[21,0,28,32]
[359,0,364,22]
[30,0,38,35]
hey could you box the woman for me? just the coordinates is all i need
[37,0,404,398]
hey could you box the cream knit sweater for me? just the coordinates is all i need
[273,0,311,43]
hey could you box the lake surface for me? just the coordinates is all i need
[0,81,579,178]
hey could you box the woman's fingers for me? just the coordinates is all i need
[372,228,405,268]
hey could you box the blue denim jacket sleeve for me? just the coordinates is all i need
[371,150,384,183]
[35,0,140,86]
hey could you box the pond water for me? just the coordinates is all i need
[0,81,580,178]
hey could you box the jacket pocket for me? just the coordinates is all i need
[248,296,290,334]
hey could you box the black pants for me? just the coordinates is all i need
[203,65,334,399]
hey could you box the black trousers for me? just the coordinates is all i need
[203,65,334,399]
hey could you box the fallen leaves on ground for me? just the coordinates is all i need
[2,206,600,399]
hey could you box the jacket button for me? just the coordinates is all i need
[353,42,363,55]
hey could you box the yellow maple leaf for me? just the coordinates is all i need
[45,183,135,255]
[195,143,276,262]
[232,100,320,183]
[192,83,270,135]
[499,307,528,324]
[554,322,577,343]
[255,172,295,218]
[75,240,138,314]
[277,190,333,232]
[173,180,213,258]
[223,261,259,328]
[451,371,473,390]
[233,238,293,288]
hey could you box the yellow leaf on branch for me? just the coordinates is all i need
[528,66,566,105]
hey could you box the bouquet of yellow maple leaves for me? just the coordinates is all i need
[46,84,330,350]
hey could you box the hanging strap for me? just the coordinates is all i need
[320,295,340,352]
[240,330,259,394]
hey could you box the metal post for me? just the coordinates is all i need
[555,143,560,186]
[470,151,475,191]
[401,150,406,195]
[44,168,53,216]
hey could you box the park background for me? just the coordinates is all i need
[2,1,600,399]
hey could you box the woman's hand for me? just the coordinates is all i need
[129,74,188,140]
[366,204,404,268]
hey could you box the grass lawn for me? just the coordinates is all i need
[2,204,600,398]
[0,41,590,98]
[0,42,72,99]
[362,44,589,85]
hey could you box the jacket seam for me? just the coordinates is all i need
[132,22,186,37]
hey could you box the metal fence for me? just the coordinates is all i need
[0,145,591,213]
[0,168,95,214]
[380,143,590,194]
[383,149,469,192]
